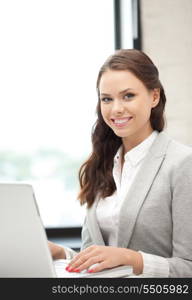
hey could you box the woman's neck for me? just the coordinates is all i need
[122,127,154,154]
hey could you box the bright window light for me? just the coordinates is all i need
[0,0,115,227]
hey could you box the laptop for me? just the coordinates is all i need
[0,183,132,278]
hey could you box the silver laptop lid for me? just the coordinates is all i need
[0,183,56,277]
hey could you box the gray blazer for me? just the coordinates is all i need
[81,131,192,277]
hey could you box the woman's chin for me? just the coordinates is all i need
[112,129,131,138]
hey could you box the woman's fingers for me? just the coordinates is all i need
[70,255,102,272]
[88,261,108,273]
[67,245,97,269]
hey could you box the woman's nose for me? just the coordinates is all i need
[111,99,124,113]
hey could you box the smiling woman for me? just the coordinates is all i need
[49,49,192,278]
[77,49,166,208]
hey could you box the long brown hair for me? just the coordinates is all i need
[78,49,166,208]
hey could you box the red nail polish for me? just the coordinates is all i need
[74,268,80,272]
[70,268,75,272]
[88,269,94,273]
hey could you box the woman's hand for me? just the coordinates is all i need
[48,241,66,260]
[66,245,143,275]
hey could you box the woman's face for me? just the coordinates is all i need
[99,69,160,150]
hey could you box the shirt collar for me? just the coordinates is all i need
[114,131,159,167]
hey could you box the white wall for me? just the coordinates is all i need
[140,0,192,145]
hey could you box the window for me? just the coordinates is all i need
[0,0,138,228]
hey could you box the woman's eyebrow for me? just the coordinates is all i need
[119,88,135,95]
[100,88,134,97]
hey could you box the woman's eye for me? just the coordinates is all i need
[124,93,135,100]
[101,97,112,103]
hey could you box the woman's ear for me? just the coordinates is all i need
[151,88,160,108]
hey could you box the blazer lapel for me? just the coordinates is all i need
[117,132,171,248]
[86,196,105,245]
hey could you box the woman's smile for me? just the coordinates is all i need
[111,116,133,128]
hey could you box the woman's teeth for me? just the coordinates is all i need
[113,117,132,124]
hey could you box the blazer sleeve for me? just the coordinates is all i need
[63,217,94,259]
[80,217,94,251]
[166,153,192,277]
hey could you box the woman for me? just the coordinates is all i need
[49,49,192,277]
